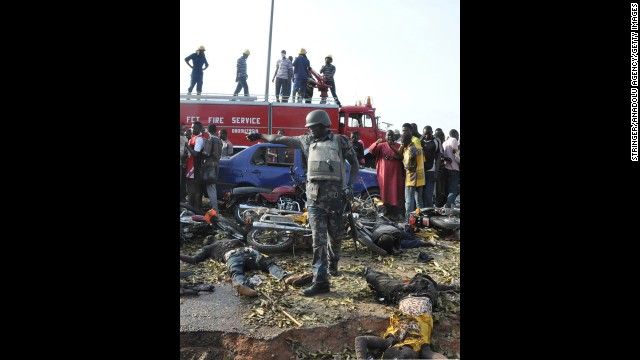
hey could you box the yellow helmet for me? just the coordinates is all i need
[299,48,307,55]
[243,49,250,55]
[197,45,206,51]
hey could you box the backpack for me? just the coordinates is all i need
[201,136,222,162]
[200,136,223,185]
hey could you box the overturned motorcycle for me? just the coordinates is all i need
[407,207,460,233]
[225,166,307,224]
[241,201,389,256]
[179,202,246,247]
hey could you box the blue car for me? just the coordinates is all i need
[216,143,380,201]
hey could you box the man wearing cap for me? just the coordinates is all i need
[246,109,359,297]
[233,49,251,97]
[271,50,293,102]
[320,55,341,107]
[185,45,209,96]
[292,48,310,103]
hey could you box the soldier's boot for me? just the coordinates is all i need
[303,282,330,296]
[329,263,340,277]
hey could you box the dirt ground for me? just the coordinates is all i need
[180,209,460,359]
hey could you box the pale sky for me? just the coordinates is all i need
[180,0,460,138]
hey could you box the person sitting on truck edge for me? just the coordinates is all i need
[185,45,209,96]
[319,54,341,107]
[246,110,360,297]
[180,235,313,297]
[218,129,233,156]
[292,48,310,103]
[233,49,250,97]
[354,268,453,359]
[272,50,292,103]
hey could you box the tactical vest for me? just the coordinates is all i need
[307,136,343,181]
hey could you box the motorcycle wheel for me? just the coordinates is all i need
[230,196,252,224]
[356,189,386,222]
[430,215,460,230]
[232,204,245,224]
[353,228,389,256]
[215,214,247,239]
[246,228,296,253]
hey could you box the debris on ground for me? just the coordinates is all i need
[180,212,460,358]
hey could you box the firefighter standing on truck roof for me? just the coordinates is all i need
[185,45,209,96]
[292,48,310,103]
[246,110,359,297]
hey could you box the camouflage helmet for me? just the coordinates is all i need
[305,110,331,127]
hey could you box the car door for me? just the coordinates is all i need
[247,144,295,187]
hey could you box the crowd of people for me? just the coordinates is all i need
[179,121,233,210]
[369,123,460,220]
[185,46,341,105]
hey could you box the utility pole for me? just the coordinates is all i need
[264,0,275,101]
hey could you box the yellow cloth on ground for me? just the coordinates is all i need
[382,312,433,352]
[382,296,434,352]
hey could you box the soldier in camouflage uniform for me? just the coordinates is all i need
[246,110,359,296]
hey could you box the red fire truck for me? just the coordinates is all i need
[179,94,387,167]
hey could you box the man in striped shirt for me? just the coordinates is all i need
[320,54,341,107]
[271,50,293,102]
[233,49,250,97]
